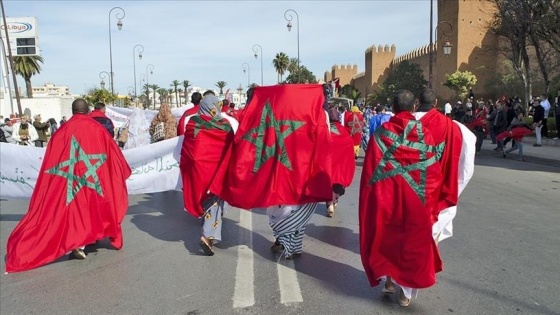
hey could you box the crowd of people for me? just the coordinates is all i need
[3,84,510,309]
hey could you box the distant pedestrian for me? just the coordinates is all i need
[90,102,115,138]
[32,114,50,147]
[532,99,544,147]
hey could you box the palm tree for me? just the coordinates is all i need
[287,57,299,75]
[171,80,180,107]
[177,88,184,105]
[167,88,174,104]
[143,83,151,109]
[182,80,191,102]
[13,55,44,98]
[272,52,290,83]
[157,88,168,104]
[150,84,159,109]
[215,81,227,96]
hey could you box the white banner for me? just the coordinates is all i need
[0,137,183,200]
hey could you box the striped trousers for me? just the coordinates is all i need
[269,203,318,257]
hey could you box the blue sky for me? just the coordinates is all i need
[3,0,437,96]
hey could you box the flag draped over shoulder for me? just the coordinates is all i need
[496,127,533,141]
[329,121,355,187]
[344,111,364,145]
[180,115,234,217]
[359,112,443,289]
[6,115,131,273]
[212,84,332,209]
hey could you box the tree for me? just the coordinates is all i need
[13,55,44,98]
[157,88,168,104]
[339,84,362,104]
[150,84,159,109]
[143,83,151,109]
[215,81,227,96]
[287,57,299,74]
[285,65,317,84]
[171,80,180,107]
[374,60,427,103]
[182,80,191,105]
[484,60,525,100]
[83,87,116,105]
[443,70,478,101]
[272,52,290,83]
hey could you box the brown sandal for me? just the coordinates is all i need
[199,236,214,256]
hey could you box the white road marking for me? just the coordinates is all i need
[277,259,303,304]
[232,209,254,308]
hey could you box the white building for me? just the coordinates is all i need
[32,83,71,97]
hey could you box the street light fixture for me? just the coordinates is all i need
[132,44,144,100]
[146,64,155,108]
[99,71,110,90]
[108,7,125,97]
[428,0,453,88]
[242,63,250,88]
[252,44,263,86]
[284,9,300,83]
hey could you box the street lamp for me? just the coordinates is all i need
[252,44,263,86]
[108,7,125,97]
[284,9,300,83]
[132,44,144,100]
[428,0,453,88]
[146,64,155,108]
[242,63,250,88]
[99,71,110,90]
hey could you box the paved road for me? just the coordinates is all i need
[1,155,559,315]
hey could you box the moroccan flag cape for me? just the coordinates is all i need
[180,115,234,217]
[359,112,443,289]
[212,84,332,209]
[177,105,200,136]
[344,111,364,145]
[329,121,355,187]
[6,114,131,273]
[419,109,463,212]
[496,127,533,141]
[464,116,486,131]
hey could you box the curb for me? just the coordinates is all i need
[479,148,560,168]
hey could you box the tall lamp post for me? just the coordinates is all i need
[146,64,155,108]
[284,9,300,83]
[132,44,144,99]
[108,7,125,97]
[242,62,250,88]
[428,0,453,88]
[252,44,263,86]
[99,71,110,90]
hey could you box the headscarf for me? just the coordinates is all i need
[328,107,340,122]
[351,106,361,113]
[199,95,223,119]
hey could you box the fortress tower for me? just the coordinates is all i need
[365,44,396,94]
[325,64,358,88]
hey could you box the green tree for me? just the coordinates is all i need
[285,65,317,84]
[143,83,151,109]
[272,52,290,83]
[171,80,180,107]
[83,88,116,105]
[287,57,299,74]
[375,61,427,102]
[13,55,44,98]
[150,84,159,109]
[215,81,227,96]
[157,88,168,104]
[339,84,363,105]
[443,70,478,101]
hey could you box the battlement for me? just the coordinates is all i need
[331,64,358,71]
[365,44,396,54]
[394,43,436,64]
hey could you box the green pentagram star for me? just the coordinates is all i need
[347,113,364,136]
[191,115,232,137]
[369,120,444,203]
[243,100,305,173]
[45,136,107,205]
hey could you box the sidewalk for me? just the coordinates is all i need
[479,136,560,167]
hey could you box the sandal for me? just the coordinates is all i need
[199,236,214,256]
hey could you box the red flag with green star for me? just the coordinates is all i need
[180,115,234,217]
[6,114,131,273]
[359,112,444,289]
[212,84,332,209]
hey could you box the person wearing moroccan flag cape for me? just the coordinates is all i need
[359,90,444,307]
[413,89,476,243]
[6,99,131,273]
[211,84,332,260]
[500,111,533,161]
[177,92,202,136]
[180,95,235,256]
[325,107,355,218]
[343,106,364,158]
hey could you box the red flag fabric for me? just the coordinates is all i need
[212,84,332,209]
[180,115,234,217]
[329,122,355,187]
[419,109,462,211]
[497,127,533,141]
[6,114,131,273]
[177,105,200,136]
[344,111,364,145]
[359,112,443,289]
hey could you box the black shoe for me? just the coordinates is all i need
[271,241,285,253]
[533,144,542,147]
[503,152,507,158]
